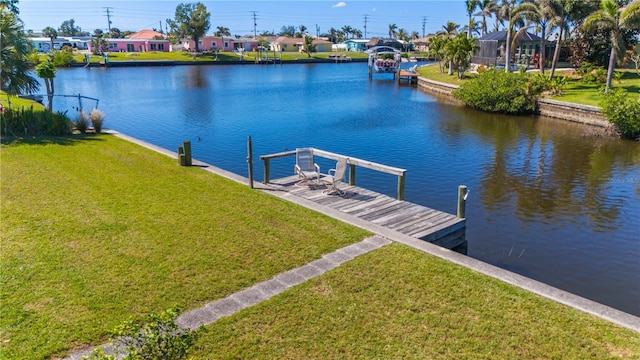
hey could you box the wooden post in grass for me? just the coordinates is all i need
[263,158,270,184]
[247,136,254,188]
[178,144,185,166]
[457,185,468,218]
[183,140,192,166]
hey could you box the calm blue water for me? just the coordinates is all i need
[48,63,640,316]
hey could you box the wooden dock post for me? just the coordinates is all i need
[263,158,270,184]
[247,136,254,188]
[348,164,356,186]
[183,140,192,166]
[397,171,406,200]
[457,185,468,218]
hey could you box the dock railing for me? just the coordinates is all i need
[259,148,407,200]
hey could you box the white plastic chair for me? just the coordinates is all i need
[322,157,348,196]
[294,148,320,185]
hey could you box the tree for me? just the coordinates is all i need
[301,35,315,57]
[0,4,39,97]
[446,33,479,78]
[352,29,363,39]
[215,26,230,37]
[341,25,353,39]
[167,2,210,52]
[437,21,459,75]
[42,26,57,53]
[35,61,55,111]
[428,35,448,73]
[498,0,538,72]
[296,24,307,37]
[109,27,123,38]
[465,0,480,38]
[584,0,640,92]
[411,30,420,39]
[59,18,84,36]
[475,0,498,35]
[278,25,295,37]
[388,23,398,39]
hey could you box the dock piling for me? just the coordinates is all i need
[457,185,468,218]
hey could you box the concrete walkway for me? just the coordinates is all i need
[64,236,392,359]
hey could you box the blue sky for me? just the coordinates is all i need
[19,1,471,38]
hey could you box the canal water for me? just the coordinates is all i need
[47,62,639,316]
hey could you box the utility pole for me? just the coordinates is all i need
[363,14,369,39]
[159,20,163,34]
[315,24,320,37]
[103,7,113,33]
[250,11,258,38]
[422,16,427,38]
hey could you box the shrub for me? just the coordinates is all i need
[83,306,201,360]
[0,107,72,136]
[52,47,75,66]
[600,89,640,140]
[74,110,90,133]
[89,108,105,133]
[452,69,541,114]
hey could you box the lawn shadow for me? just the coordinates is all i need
[1,133,108,146]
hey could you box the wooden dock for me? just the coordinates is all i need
[398,70,419,84]
[259,148,466,251]
[268,175,466,250]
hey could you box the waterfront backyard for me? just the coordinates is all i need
[1,135,639,359]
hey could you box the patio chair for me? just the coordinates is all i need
[322,157,348,196]
[294,148,320,185]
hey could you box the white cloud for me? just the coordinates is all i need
[332,2,347,8]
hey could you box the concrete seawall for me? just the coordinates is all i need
[417,76,611,129]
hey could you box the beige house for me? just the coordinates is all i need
[270,37,333,52]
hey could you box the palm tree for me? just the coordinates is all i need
[584,0,640,92]
[341,25,353,39]
[352,29,363,39]
[465,0,480,38]
[301,35,314,57]
[388,23,398,39]
[0,6,39,97]
[437,22,460,75]
[215,26,230,37]
[446,33,479,78]
[411,31,420,39]
[35,61,55,111]
[498,0,538,72]
[475,0,498,35]
[42,26,57,53]
[428,35,448,73]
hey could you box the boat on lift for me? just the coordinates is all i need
[366,46,402,79]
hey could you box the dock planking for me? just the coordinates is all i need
[269,175,466,250]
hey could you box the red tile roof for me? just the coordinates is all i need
[126,29,166,40]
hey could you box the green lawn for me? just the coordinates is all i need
[417,64,640,107]
[191,244,640,359]
[53,50,370,65]
[0,91,45,111]
[0,135,369,359]
[2,134,639,360]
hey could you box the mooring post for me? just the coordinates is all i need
[263,158,270,184]
[182,140,192,166]
[397,171,406,200]
[457,185,468,218]
[178,145,186,166]
[348,164,356,186]
[247,136,254,188]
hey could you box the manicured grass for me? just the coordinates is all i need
[0,135,370,359]
[191,243,640,359]
[0,90,45,111]
[417,64,640,107]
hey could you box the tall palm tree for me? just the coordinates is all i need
[465,0,480,38]
[428,35,448,73]
[42,26,57,53]
[388,23,398,39]
[584,0,640,92]
[446,33,479,78]
[352,29,363,39]
[341,25,353,39]
[0,6,39,97]
[437,22,460,75]
[498,0,539,72]
[411,30,420,39]
[475,0,498,35]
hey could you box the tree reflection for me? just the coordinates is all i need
[446,107,640,230]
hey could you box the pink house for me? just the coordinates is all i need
[87,29,171,53]
[182,36,259,52]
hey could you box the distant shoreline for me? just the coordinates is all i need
[74,57,369,68]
